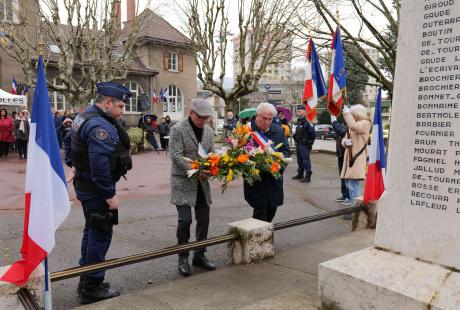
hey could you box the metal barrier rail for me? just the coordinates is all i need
[18,288,41,310]
[50,206,366,282]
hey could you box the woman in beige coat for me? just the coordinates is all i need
[340,104,371,218]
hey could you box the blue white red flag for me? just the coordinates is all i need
[327,26,346,116]
[0,57,70,286]
[302,37,327,122]
[162,87,169,102]
[21,84,29,96]
[11,77,18,95]
[152,89,157,104]
[363,87,386,204]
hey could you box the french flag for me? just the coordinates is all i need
[302,37,327,122]
[363,87,386,204]
[327,26,346,116]
[12,77,18,95]
[152,89,157,104]
[0,57,70,286]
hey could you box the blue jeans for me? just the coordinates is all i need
[345,179,362,203]
[76,191,113,284]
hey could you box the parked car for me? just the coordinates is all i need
[314,124,336,140]
[368,128,389,145]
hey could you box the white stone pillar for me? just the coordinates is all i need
[0,264,45,309]
[318,0,460,308]
[228,218,274,264]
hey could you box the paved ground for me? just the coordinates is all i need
[0,139,353,309]
[78,230,375,310]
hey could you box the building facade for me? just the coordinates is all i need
[0,0,196,125]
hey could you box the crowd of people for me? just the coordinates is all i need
[0,108,30,159]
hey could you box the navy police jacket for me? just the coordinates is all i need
[64,105,120,199]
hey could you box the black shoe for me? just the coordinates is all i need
[79,285,120,305]
[301,172,312,183]
[77,277,110,295]
[178,257,190,276]
[192,254,216,271]
[291,174,303,180]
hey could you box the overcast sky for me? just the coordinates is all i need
[127,0,393,78]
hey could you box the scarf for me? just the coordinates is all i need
[19,118,25,133]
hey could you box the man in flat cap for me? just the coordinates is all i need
[292,105,315,182]
[169,98,216,276]
[63,81,133,304]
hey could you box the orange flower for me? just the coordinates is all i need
[208,155,220,165]
[237,154,249,163]
[271,161,280,173]
[210,165,219,176]
[237,126,244,135]
[191,160,200,170]
[243,125,251,134]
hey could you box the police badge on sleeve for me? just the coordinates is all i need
[95,128,108,141]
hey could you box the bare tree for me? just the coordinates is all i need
[295,0,400,97]
[0,0,148,107]
[182,0,301,111]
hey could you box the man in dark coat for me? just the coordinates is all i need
[243,102,290,222]
[292,105,315,182]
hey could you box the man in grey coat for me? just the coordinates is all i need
[169,99,216,276]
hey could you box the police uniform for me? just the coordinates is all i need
[293,106,315,182]
[63,82,132,304]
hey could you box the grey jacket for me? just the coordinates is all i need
[169,118,214,207]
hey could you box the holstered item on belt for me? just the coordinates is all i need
[89,208,118,231]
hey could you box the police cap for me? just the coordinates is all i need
[97,82,132,102]
[297,105,306,111]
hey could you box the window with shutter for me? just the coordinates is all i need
[178,53,183,72]
[163,51,169,70]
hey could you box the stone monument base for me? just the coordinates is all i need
[318,247,460,310]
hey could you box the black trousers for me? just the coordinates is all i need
[17,140,28,158]
[160,134,168,149]
[176,183,209,258]
[253,207,277,223]
[0,141,10,157]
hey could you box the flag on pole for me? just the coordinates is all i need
[11,77,18,95]
[0,57,70,286]
[363,87,386,204]
[152,89,157,104]
[152,89,157,113]
[302,37,327,122]
[21,85,29,96]
[162,87,169,102]
[327,26,346,116]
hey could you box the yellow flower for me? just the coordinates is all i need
[222,154,230,163]
[226,169,234,182]
[272,152,282,158]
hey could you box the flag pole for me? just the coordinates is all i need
[37,35,53,310]
[336,8,349,108]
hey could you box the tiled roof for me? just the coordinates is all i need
[131,9,192,46]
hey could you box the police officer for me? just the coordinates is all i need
[63,82,133,304]
[292,105,315,183]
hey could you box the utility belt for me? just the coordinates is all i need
[89,207,118,232]
[74,177,99,193]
